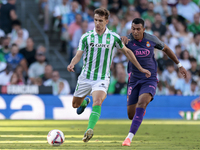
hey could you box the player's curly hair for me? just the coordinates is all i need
[94,8,110,20]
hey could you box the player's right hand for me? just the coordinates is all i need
[121,36,130,44]
[67,64,75,72]
[141,68,151,78]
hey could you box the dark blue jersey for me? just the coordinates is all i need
[126,32,165,81]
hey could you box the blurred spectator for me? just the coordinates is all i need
[10,20,29,42]
[72,21,88,54]
[108,15,120,34]
[174,21,193,50]
[183,80,199,96]
[5,43,27,71]
[168,86,176,95]
[151,13,167,36]
[0,63,13,85]
[33,77,43,86]
[113,49,127,67]
[157,52,170,71]
[28,46,47,84]
[44,71,70,95]
[179,50,191,70]
[176,89,183,95]
[0,28,5,38]
[156,81,169,95]
[83,5,95,24]
[11,29,26,49]
[53,0,71,32]
[108,63,127,95]
[38,0,61,31]
[61,0,80,52]
[0,56,6,72]
[188,58,199,82]
[15,65,26,84]
[166,6,186,25]
[68,13,82,40]
[141,2,155,23]
[175,70,192,94]
[19,38,36,67]
[41,64,53,83]
[154,0,171,23]
[135,0,148,15]
[125,10,140,32]
[175,44,182,59]
[100,0,108,9]
[187,33,200,65]
[162,60,178,87]
[0,0,17,34]
[188,13,200,34]
[7,72,23,85]
[177,0,199,23]
[145,19,153,35]
[0,36,10,56]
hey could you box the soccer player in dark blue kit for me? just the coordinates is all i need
[121,18,187,146]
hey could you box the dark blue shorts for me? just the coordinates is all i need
[127,79,157,106]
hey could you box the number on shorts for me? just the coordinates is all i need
[128,87,132,95]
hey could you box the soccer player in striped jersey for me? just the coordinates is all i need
[67,8,151,143]
[121,18,188,146]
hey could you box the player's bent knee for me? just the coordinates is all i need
[137,101,148,108]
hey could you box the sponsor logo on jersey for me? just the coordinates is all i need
[134,48,150,57]
[146,41,151,48]
[90,43,110,48]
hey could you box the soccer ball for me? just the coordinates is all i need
[47,129,65,146]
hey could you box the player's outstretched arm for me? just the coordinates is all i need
[162,44,187,78]
[119,46,151,78]
[67,50,84,72]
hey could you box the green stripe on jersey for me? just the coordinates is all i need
[101,33,110,80]
[86,33,95,79]
[93,34,103,80]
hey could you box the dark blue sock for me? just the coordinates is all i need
[129,107,145,135]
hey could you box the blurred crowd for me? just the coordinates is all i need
[0,0,70,95]
[0,0,200,96]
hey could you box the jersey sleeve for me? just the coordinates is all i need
[77,34,87,51]
[151,35,165,50]
[114,35,124,49]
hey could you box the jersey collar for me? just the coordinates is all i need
[93,27,109,35]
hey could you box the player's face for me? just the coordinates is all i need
[131,23,145,40]
[94,14,108,33]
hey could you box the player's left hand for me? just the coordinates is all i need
[121,36,130,44]
[179,66,187,78]
[140,68,151,78]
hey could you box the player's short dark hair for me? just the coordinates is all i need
[94,8,110,20]
[132,18,145,27]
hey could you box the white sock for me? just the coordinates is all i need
[126,132,134,141]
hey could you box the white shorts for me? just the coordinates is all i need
[73,77,110,98]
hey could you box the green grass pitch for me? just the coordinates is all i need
[0,120,199,150]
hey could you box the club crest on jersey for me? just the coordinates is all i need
[146,41,151,48]
[90,42,110,48]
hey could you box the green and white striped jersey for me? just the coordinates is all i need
[78,27,124,80]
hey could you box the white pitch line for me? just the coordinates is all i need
[0,135,151,138]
